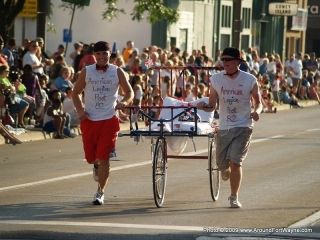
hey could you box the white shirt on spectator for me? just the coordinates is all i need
[23,51,44,74]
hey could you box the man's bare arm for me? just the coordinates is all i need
[72,68,87,120]
[250,83,263,121]
[197,85,218,112]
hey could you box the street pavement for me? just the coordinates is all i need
[0,100,319,240]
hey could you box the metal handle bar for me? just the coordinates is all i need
[136,106,196,123]
[123,106,199,137]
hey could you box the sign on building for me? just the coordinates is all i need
[268,3,298,16]
[19,0,37,18]
[63,29,72,43]
[291,9,308,31]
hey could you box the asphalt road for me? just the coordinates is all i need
[0,106,319,240]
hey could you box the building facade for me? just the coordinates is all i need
[252,0,308,61]
[11,0,311,64]
[14,0,151,64]
[306,0,320,56]
[153,0,254,60]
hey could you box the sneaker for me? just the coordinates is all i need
[92,191,104,205]
[221,168,230,181]
[109,150,118,161]
[229,195,242,208]
[92,164,98,182]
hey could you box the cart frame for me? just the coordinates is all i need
[121,106,220,207]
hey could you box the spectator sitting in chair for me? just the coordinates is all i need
[0,65,29,128]
[0,121,22,145]
[63,87,80,127]
[11,69,36,119]
[42,89,75,139]
[53,66,74,92]
[279,85,302,108]
[261,88,277,113]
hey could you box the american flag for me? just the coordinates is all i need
[144,58,153,68]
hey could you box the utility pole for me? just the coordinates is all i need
[213,0,221,60]
[65,3,77,56]
[61,0,90,56]
[232,0,242,49]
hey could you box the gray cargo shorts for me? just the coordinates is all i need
[215,127,253,170]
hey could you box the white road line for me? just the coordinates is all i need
[305,128,320,132]
[0,172,91,192]
[0,134,287,193]
[184,134,285,156]
[0,220,204,232]
[289,210,320,228]
[0,161,150,193]
[1,132,319,230]
[251,135,284,144]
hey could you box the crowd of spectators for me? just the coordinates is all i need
[1,33,320,142]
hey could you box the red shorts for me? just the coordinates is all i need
[80,116,120,164]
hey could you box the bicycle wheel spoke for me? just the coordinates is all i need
[209,138,220,201]
[153,138,167,208]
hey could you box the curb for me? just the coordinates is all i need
[0,122,132,145]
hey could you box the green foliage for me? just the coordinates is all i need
[102,0,178,24]
[0,0,26,41]
[102,0,125,21]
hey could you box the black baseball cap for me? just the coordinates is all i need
[222,47,244,61]
[93,41,110,52]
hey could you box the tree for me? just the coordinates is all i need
[0,0,25,43]
[61,0,179,24]
[61,0,179,53]
[102,0,179,24]
[1,0,179,43]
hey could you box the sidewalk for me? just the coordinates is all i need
[1,100,318,145]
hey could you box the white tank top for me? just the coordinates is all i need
[84,64,119,121]
[210,70,257,130]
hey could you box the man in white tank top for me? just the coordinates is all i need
[72,41,133,205]
[197,47,262,208]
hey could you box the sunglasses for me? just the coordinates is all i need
[221,58,237,62]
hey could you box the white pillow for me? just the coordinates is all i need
[159,97,214,122]
[188,97,214,122]
[159,97,187,120]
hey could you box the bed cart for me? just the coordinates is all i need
[120,105,220,208]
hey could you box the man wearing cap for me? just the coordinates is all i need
[197,47,262,208]
[36,37,54,67]
[72,41,134,205]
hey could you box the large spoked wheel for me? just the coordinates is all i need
[152,137,168,208]
[208,135,220,201]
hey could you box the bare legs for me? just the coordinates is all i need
[97,160,110,193]
[53,116,66,138]
[18,106,29,127]
[230,161,242,196]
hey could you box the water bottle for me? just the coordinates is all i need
[30,116,36,126]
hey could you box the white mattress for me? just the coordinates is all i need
[149,121,212,135]
[142,122,212,155]
[135,97,214,155]
[159,97,214,123]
